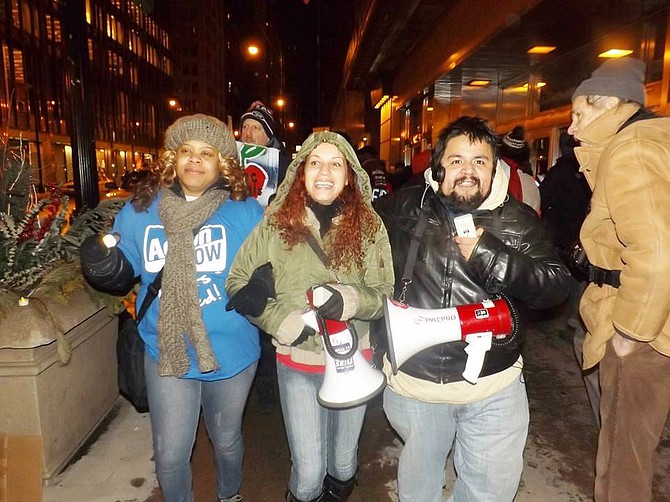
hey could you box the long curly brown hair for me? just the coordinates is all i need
[270,161,379,271]
[131,149,248,212]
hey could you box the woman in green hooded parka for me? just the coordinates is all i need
[226,131,394,502]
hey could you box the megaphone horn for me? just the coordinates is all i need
[303,288,386,409]
[384,296,516,375]
[313,314,386,409]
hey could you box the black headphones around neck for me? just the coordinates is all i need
[431,160,445,184]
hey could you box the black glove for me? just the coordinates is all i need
[314,284,344,320]
[226,262,276,317]
[80,233,113,264]
[80,234,136,295]
[291,325,316,347]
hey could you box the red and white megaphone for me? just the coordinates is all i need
[384,296,517,384]
[303,288,386,409]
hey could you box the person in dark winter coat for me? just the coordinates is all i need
[539,132,598,425]
[240,100,290,184]
[356,145,390,200]
[540,132,591,252]
[375,116,570,502]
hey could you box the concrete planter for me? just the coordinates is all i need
[0,285,119,479]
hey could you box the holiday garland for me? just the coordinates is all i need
[0,149,127,323]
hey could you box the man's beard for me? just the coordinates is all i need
[441,176,489,211]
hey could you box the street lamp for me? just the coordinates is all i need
[168,98,181,112]
[243,25,285,117]
[275,97,286,137]
[286,120,295,153]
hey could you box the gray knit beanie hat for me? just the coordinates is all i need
[572,57,646,105]
[164,114,238,159]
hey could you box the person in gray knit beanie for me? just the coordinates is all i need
[572,57,646,105]
[165,113,238,160]
[568,57,647,139]
[79,112,264,502]
[568,56,670,502]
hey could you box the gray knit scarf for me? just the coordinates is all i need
[157,186,230,376]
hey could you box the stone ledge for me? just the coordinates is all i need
[0,307,119,478]
[0,285,107,350]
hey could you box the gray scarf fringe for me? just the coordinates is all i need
[157,187,230,376]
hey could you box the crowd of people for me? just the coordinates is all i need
[79,56,669,502]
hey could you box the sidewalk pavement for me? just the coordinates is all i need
[43,321,670,501]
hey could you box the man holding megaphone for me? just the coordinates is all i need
[374,116,571,502]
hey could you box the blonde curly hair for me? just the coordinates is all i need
[131,148,249,212]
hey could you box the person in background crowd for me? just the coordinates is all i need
[390,160,411,190]
[539,132,598,425]
[240,100,290,183]
[568,57,670,502]
[499,125,541,213]
[403,149,432,187]
[375,116,570,502]
[239,100,291,409]
[80,115,264,502]
[226,131,394,502]
[540,133,590,253]
[356,145,391,200]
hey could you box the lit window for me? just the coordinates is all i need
[11,0,19,29]
[46,15,53,40]
[53,19,61,43]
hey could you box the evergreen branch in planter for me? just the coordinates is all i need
[0,195,127,321]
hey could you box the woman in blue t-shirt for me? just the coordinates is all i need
[80,114,263,502]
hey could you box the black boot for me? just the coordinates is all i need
[322,473,356,501]
[285,490,324,502]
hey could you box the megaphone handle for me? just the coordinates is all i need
[462,333,492,384]
[316,312,359,360]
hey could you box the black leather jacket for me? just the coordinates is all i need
[375,183,570,384]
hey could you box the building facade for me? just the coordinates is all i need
[333,0,670,174]
[0,0,172,190]
[166,0,228,122]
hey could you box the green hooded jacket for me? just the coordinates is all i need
[226,131,394,366]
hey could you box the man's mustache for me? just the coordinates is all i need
[453,176,480,189]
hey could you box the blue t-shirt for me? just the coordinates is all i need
[113,192,264,380]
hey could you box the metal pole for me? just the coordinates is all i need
[28,84,44,191]
[62,0,99,211]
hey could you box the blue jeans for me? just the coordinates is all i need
[383,375,529,502]
[145,355,257,502]
[277,362,367,500]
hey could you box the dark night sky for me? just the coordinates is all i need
[273,0,355,142]
[214,0,355,143]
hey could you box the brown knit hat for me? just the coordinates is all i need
[164,114,238,159]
